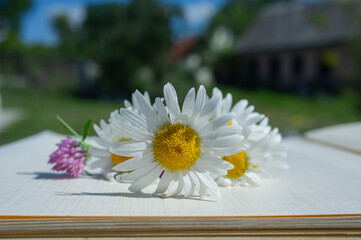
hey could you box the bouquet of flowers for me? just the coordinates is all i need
[49,83,287,199]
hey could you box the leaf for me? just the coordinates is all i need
[82,118,93,142]
[56,115,81,138]
[83,170,93,176]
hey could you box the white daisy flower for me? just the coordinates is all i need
[88,92,152,181]
[124,91,151,112]
[211,88,287,187]
[216,124,287,187]
[212,87,266,141]
[110,83,244,199]
[87,111,133,181]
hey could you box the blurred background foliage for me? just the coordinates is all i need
[0,0,360,144]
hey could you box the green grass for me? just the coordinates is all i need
[1,86,123,145]
[0,85,359,145]
[221,85,360,133]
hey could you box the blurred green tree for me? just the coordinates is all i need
[208,0,292,36]
[0,0,32,32]
[52,15,78,57]
[0,0,32,52]
[347,10,361,113]
[52,0,179,97]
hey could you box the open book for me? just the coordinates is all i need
[0,130,360,237]
[305,121,361,154]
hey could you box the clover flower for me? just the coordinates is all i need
[49,137,88,177]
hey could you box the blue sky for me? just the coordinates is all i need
[21,0,226,45]
[20,0,316,46]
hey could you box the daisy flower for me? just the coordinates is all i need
[87,111,132,181]
[216,123,287,187]
[212,87,266,141]
[124,91,151,112]
[110,83,244,199]
[88,92,152,181]
[211,88,287,187]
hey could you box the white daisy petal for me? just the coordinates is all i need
[183,174,194,198]
[165,173,184,197]
[198,179,207,199]
[215,176,232,187]
[89,148,110,158]
[198,113,235,135]
[128,165,163,192]
[237,105,255,123]
[112,155,152,171]
[191,85,206,120]
[113,120,152,140]
[155,170,172,194]
[212,87,222,98]
[208,146,243,156]
[124,99,132,108]
[200,154,233,170]
[173,175,185,196]
[245,113,264,126]
[198,94,220,121]
[100,119,107,129]
[232,99,248,114]
[111,140,147,150]
[131,92,141,111]
[222,93,232,114]
[243,172,262,186]
[102,169,117,181]
[120,109,148,131]
[196,171,221,199]
[182,88,195,117]
[188,171,200,195]
[260,117,269,127]
[122,162,158,181]
[194,161,227,176]
[143,91,151,104]
[164,178,178,197]
[201,124,242,139]
[164,83,181,118]
[110,141,147,156]
[87,158,113,170]
[202,135,244,148]
[155,97,169,125]
[94,137,109,148]
[135,90,162,131]
[93,124,104,138]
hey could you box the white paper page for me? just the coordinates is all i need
[0,131,361,217]
[305,122,361,154]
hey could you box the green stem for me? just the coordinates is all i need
[83,170,93,176]
[56,115,81,139]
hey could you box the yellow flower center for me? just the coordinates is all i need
[223,151,249,179]
[111,139,133,166]
[153,124,200,171]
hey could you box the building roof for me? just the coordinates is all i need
[236,0,360,54]
[170,37,199,62]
